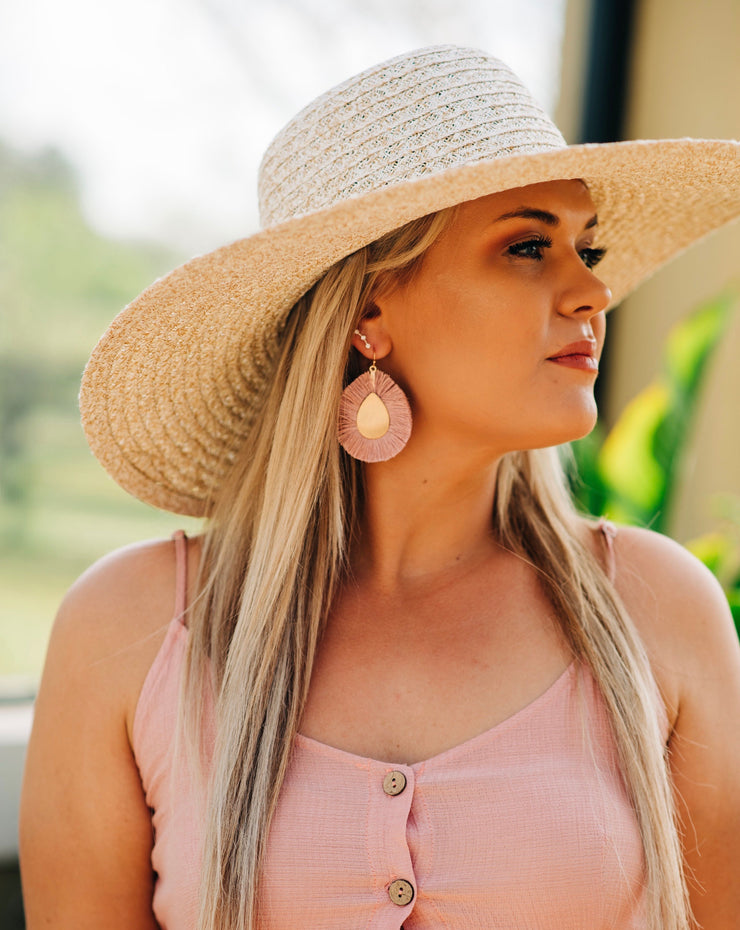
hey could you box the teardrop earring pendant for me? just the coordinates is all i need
[337,353,412,463]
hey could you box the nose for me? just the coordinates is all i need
[557,258,612,318]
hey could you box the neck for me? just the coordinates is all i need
[351,431,504,591]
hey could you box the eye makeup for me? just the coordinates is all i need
[505,235,607,269]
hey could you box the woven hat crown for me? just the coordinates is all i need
[258,46,566,229]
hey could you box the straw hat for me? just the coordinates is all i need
[80,45,740,516]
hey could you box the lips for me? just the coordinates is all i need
[547,340,599,371]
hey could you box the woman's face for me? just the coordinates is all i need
[362,179,612,457]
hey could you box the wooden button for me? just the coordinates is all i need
[382,770,407,796]
[388,879,414,906]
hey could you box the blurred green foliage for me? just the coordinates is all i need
[1,145,173,360]
[0,142,201,681]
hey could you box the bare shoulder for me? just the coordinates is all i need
[49,533,203,733]
[608,523,735,661]
[602,524,740,925]
[594,522,740,725]
[21,533,203,928]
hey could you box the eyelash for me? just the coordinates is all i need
[506,235,607,270]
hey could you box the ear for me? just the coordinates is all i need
[351,302,393,361]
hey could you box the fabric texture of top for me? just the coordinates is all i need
[132,523,669,929]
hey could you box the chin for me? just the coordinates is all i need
[562,395,599,439]
[531,406,599,448]
[568,413,599,442]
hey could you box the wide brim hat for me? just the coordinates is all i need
[80,45,740,516]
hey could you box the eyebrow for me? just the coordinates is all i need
[494,207,599,229]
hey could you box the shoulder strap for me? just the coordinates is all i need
[597,518,617,583]
[172,529,189,625]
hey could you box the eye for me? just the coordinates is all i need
[579,246,607,270]
[506,234,552,261]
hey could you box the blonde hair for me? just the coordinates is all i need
[182,210,689,930]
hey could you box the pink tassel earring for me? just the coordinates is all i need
[337,330,412,462]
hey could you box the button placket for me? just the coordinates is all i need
[366,761,417,920]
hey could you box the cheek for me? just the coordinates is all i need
[408,316,544,418]
[381,270,549,406]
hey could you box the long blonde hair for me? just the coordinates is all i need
[182,209,689,930]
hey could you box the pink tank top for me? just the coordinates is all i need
[132,524,669,929]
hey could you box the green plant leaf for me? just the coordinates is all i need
[593,291,736,532]
[665,292,734,392]
[598,382,669,524]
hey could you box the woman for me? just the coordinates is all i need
[19,46,740,930]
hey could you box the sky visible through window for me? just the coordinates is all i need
[0,0,567,252]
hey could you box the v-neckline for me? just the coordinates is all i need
[295,659,578,770]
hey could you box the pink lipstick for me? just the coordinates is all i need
[547,340,599,372]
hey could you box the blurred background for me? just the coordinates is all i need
[1,0,738,922]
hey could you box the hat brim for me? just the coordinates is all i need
[80,138,740,516]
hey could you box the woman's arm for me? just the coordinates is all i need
[613,526,740,930]
[20,541,177,929]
